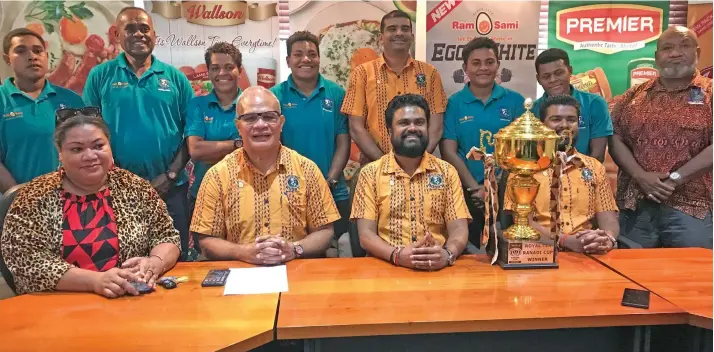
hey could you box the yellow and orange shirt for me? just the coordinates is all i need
[350,152,471,246]
[341,56,447,160]
[504,151,618,235]
[190,146,340,244]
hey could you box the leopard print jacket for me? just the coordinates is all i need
[1,168,181,294]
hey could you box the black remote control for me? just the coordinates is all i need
[201,269,230,287]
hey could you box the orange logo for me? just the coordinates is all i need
[556,4,663,54]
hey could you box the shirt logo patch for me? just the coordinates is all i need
[3,111,23,119]
[416,73,427,88]
[459,115,473,123]
[428,174,445,189]
[282,102,298,109]
[579,115,585,129]
[111,81,129,88]
[204,115,214,123]
[689,87,705,105]
[286,175,300,192]
[158,78,171,91]
[322,99,333,112]
[581,167,594,183]
[499,108,511,121]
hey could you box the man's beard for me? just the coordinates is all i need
[392,131,428,158]
[660,63,697,79]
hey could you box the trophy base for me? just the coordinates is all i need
[503,224,541,241]
[493,233,558,270]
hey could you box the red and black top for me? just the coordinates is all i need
[60,188,120,271]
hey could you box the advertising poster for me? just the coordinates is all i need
[147,0,281,96]
[289,0,416,181]
[548,1,671,101]
[0,1,132,94]
[687,2,713,78]
[425,0,540,99]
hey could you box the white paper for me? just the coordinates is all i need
[223,265,289,295]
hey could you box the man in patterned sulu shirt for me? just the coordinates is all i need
[610,26,712,248]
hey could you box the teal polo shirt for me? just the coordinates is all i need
[532,85,613,155]
[443,83,525,184]
[185,90,241,197]
[0,78,84,183]
[82,53,193,183]
[271,74,349,201]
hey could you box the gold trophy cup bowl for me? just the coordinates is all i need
[480,98,564,241]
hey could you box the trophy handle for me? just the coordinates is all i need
[479,130,495,150]
[561,129,573,152]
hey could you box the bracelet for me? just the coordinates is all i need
[558,235,568,250]
[150,254,164,262]
[394,247,404,267]
[389,248,398,265]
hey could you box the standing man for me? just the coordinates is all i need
[342,10,446,164]
[271,31,351,246]
[533,48,613,162]
[0,28,84,192]
[610,26,712,248]
[83,7,194,258]
[191,87,340,264]
[351,94,470,270]
[440,37,525,246]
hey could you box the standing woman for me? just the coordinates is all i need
[1,108,180,297]
[185,42,243,218]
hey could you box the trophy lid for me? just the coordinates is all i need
[494,98,560,141]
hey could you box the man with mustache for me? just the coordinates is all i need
[83,7,195,259]
[532,48,613,162]
[191,87,339,264]
[351,94,470,270]
[0,28,84,192]
[343,10,446,165]
[503,95,619,254]
[609,26,712,248]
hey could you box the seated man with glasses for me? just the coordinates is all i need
[190,86,340,264]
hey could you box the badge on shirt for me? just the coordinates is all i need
[578,115,586,129]
[581,167,594,183]
[112,81,129,89]
[322,99,334,112]
[158,78,171,92]
[499,108,511,121]
[416,73,427,88]
[689,87,705,105]
[204,115,214,123]
[427,174,445,189]
[286,175,300,192]
[459,115,474,124]
[58,104,67,109]
[2,111,22,119]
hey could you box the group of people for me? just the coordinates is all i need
[0,7,710,298]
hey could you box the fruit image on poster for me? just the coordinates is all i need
[147,0,281,96]
[0,1,132,94]
[548,1,670,100]
[289,0,415,181]
[688,2,713,78]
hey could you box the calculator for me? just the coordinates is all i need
[201,269,230,287]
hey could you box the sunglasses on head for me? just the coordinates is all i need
[55,107,102,126]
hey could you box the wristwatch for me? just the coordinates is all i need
[604,232,618,249]
[327,178,339,189]
[234,138,243,149]
[443,247,456,266]
[668,172,681,185]
[165,170,177,182]
[293,243,304,259]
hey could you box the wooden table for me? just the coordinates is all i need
[0,262,278,352]
[592,248,713,330]
[277,253,686,348]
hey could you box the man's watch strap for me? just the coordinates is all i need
[444,247,455,266]
[605,233,618,249]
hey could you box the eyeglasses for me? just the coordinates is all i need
[55,107,102,126]
[237,111,280,124]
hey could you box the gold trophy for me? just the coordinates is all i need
[474,98,567,269]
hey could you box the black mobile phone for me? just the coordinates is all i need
[130,281,153,294]
[201,269,230,287]
[621,288,650,309]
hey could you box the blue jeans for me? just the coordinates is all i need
[162,183,194,260]
[620,200,713,249]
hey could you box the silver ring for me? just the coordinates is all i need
[647,194,653,198]
[428,260,432,267]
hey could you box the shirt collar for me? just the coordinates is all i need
[3,77,56,99]
[117,52,165,74]
[649,69,707,92]
[237,145,291,176]
[207,89,241,109]
[541,84,578,99]
[378,55,415,72]
[287,74,325,95]
[460,82,506,104]
[383,152,437,177]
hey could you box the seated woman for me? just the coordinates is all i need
[1,108,181,297]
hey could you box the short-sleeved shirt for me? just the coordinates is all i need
[185,90,241,197]
[533,85,613,155]
[350,152,472,247]
[341,56,446,161]
[271,74,349,201]
[0,78,84,183]
[83,53,193,183]
[190,146,340,244]
[443,83,525,183]
[612,73,712,219]
[504,150,618,235]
